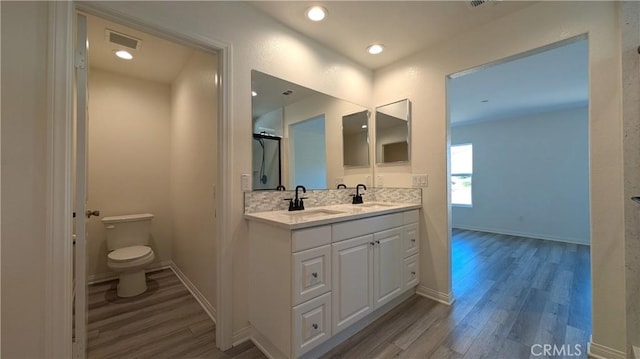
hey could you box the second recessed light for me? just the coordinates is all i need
[367,44,384,55]
[306,6,327,21]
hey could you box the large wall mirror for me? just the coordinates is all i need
[251,70,372,190]
[375,99,411,164]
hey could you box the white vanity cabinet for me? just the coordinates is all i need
[248,207,420,359]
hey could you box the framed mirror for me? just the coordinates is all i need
[375,99,411,164]
[251,70,371,190]
[342,110,370,167]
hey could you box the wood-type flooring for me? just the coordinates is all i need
[88,230,590,358]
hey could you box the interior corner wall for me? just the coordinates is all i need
[1,2,49,357]
[451,107,590,245]
[87,69,173,277]
[373,1,623,353]
[170,49,218,310]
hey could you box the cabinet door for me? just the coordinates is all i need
[332,234,374,335]
[373,227,403,309]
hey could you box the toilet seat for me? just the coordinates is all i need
[108,245,153,263]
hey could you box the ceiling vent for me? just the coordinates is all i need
[104,29,142,51]
[468,0,497,8]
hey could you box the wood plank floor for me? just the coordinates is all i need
[321,229,591,359]
[89,230,591,358]
[87,269,264,359]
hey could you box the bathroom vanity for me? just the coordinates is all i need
[245,202,421,359]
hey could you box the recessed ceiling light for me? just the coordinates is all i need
[361,124,368,129]
[306,6,327,22]
[115,50,133,60]
[367,44,384,55]
[252,91,258,97]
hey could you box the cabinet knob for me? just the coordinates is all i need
[370,242,375,246]
[312,272,318,278]
[411,239,416,242]
[375,240,380,244]
[411,271,416,275]
[312,323,318,330]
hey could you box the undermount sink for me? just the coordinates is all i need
[357,202,396,208]
[279,209,346,219]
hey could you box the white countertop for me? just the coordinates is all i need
[244,202,421,230]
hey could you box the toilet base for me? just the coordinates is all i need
[117,269,148,297]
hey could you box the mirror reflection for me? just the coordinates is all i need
[376,99,411,164]
[342,110,370,167]
[251,70,371,190]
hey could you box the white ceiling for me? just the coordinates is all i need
[448,38,588,125]
[248,1,535,70]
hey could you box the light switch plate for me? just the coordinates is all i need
[376,175,384,187]
[412,174,428,188]
[365,175,372,187]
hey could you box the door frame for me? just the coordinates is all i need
[45,2,234,357]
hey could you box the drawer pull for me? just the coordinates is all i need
[411,239,416,242]
[411,271,416,275]
[370,242,375,246]
[312,323,318,329]
[312,272,318,278]
[375,240,380,244]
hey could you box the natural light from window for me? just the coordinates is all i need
[451,144,472,206]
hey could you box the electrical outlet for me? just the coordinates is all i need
[365,175,372,187]
[241,174,251,192]
[376,175,384,187]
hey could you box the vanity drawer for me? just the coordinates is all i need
[403,254,419,290]
[402,223,419,258]
[332,212,403,242]
[403,209,419,224]
[292,292,332,357]
[293,245,332,306]
[292,225,331,252]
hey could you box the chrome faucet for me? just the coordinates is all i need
[284,185,307,211]
[352,184,366,204]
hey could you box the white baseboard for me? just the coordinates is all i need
[232,326,252,346]
[633,345,640,359]
[87,260,173,284]
[416,285,455,305]
[169,262,217,324]
[588,341,626,359]
[452,225,590,246]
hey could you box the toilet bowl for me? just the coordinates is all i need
[102,213,155,298]
[107,245,155,297]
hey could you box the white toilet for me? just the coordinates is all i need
[102,213,156,298]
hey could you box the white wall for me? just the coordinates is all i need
[451,107,590,244]
[87,69,173,277]
[253,108,283,137]
[1,2,49,357]
[373,1,623,354]
[170,49,218,309]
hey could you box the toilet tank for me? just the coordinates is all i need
[102,213,154,251]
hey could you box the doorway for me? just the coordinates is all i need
[73,10,222,357]
[446,36,591,351]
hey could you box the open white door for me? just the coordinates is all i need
[73,12,90,359]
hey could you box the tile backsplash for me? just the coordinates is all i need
[244,187,422,213]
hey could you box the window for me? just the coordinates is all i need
[451,144,472,206]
